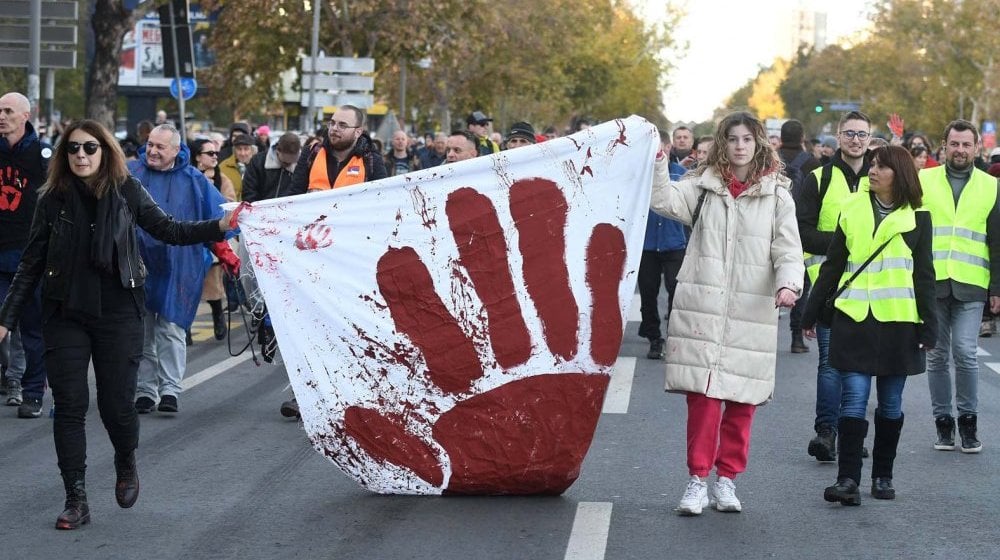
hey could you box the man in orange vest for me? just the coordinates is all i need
[290,105,387,196]
[281,105,386,419]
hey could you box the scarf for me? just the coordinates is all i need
[727,176,750,199]
[87,180,127,275]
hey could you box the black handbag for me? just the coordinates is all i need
[818,235,896,326]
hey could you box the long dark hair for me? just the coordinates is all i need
[44,119,129,199]
[871,145,922,208]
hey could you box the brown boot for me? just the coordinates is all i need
[115,451,140,508]
[56,470,90,530]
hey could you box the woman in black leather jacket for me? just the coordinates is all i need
[0,119,236,530]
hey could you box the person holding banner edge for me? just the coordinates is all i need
[651,111,803,515]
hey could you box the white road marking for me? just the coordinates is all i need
[977,347,989,357]
[602,357,636,414]
[984,362,1000,375]
[564,502,613,560]
[182,354,254,391]
[627,293,641,323]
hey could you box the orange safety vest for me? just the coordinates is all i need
[308,148,366,191]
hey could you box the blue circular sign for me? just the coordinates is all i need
[169,77,198,101]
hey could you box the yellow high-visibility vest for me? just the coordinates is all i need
[804,165,870,283]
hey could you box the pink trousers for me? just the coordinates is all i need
[686,392,757,479]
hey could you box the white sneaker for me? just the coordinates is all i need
[712,476,742,512]
[675,475,709,516]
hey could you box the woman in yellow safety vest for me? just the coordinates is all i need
[802,145,937,506]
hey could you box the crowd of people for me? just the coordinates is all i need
[4,85,1000,527]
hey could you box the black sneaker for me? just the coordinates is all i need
[17,397,43,418]
[135,396,156,414]
[957,414,982,453]
[646,338,665,360]
[808,425,837,462]
[280,398,300,419]
[934,415,956,451]
[157,395,178,413]
[824,477,861,506]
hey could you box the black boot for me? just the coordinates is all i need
[957,414,982,453]
[646,338,664,360]
[824,416,867,506]
[871,411,903,500]
[808,424,837,462]
[790,330,809,353]
[210,299,227,340]
[114,451,140,508]
[56,470,90,530]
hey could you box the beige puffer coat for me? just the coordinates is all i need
[650,159,804,405]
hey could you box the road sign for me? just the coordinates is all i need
[0,24,77,44]
[302,74,375,92]
[169,77,198,100]
[301,93,374,108]
[0,0,77,19]
[0,47,76,69]
[301,56,375,74]
[828,102,860,111]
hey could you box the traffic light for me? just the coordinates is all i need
[814,101,824,113]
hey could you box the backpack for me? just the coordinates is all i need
[782,151,812,197]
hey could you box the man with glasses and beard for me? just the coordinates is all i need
[796,111,873,464]
[291,105,386,195]
[280,107,386,418]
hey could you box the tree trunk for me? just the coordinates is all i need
[86,0,143,130]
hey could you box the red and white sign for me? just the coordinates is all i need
[235,116,658,495]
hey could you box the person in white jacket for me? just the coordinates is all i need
[650,111,804,515]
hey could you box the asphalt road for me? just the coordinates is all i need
[2,299,999,559]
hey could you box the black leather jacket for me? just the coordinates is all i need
[0,176,225,329]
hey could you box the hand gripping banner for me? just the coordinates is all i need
[236,116,658,495]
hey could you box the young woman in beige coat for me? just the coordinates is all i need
[650,111,804,515]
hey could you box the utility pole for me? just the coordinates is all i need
[303,0,321,132]
[27,0,41,121]
[166,1,186,143]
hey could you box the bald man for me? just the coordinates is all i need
[0,91,51,418]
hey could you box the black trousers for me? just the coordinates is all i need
[637,249,685,341]
[44,306,144,474]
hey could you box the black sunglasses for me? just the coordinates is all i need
[67,141,101,155]
[200,150,219,157]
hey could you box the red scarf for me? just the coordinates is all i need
[728,177,750,198]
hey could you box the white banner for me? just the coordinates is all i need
[236,115,658,495]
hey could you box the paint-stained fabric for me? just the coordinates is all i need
[234,116,659,495]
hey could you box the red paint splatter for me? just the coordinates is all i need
[612,120,629,149]
[409,186,438,230]
[434,373,609,495]
[376,247,483,394]
[446,188,531,368]
[509,179,579,361]
[586,224,626,366]
[343,406,444,487]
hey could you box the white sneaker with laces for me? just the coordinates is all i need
[712,476,742,512]
[675,475,709,516]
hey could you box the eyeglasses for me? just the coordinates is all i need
[328,120,360,131]
[200,151,219,157]
[839,130,870,140]
[67,141,100,155]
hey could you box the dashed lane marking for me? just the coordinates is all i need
[985,362,1000,375]
[564,501,613,560]
[182,354,254,391]
[977,347,989,357]
[602,357,636,414]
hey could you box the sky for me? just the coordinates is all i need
[635,0,874,123]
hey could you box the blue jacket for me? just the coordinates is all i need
[128,143,225,329]
[643,161,687,251]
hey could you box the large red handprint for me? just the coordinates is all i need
[342,178,626,495]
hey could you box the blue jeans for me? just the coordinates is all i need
[926,297,982,417]
[840,372,906,420]
[815,324,841,429]
[0,271,48,399]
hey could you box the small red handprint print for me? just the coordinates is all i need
[0,166,25,212]
[341,178,627,495]
[295,217,334,251]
